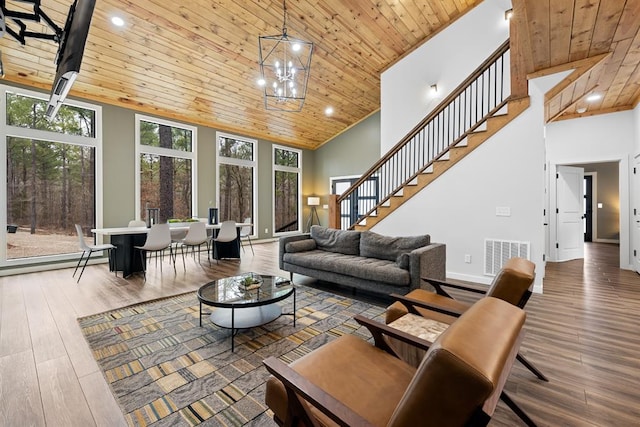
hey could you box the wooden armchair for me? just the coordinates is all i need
[385,257,547,382]
[264,297,535,427]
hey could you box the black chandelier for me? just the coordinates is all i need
[257,0,313,112]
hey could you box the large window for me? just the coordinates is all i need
[273,145,301,234]
[135,115,196,222]
[1,86,101,263]
[216,133,256,225]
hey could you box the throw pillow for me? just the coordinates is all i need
[396,253,410,270]
[286,239,317,253]
[310,225,360,255]
[360,231,430,261]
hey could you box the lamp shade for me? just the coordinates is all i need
[307,197,320,206]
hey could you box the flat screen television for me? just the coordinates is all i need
[46,0,96,119]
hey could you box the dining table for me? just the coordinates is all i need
[91,222,249,278]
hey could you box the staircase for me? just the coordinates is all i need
[356,96,529,230]
[330,40,530,230]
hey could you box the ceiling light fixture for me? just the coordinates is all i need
[586,93,602,103]
[111,16,124,27]
[325,106,334,116]
[576,107,587,114]
[257,0,313,112]
[504,9,514,21]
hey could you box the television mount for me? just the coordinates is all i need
[0,0,63,45]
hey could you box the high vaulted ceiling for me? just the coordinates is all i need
[1,1,639,150]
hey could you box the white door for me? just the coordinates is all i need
[556,165,584,261]
[634,156,640,273]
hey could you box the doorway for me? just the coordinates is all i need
[584,174,593,242]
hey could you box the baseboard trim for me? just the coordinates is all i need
[593,238,620,244]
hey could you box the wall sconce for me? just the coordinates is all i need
[429,84,438,97]
[504,9,513,20]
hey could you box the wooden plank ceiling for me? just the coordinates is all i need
[0,0,481,150]
[1,1,639,150]
[517,0,640,122]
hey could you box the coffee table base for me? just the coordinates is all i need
[210,304,282,329]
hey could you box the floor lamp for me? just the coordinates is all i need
[306,197,320,232]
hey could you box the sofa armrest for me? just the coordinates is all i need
[279,233,311,269]
[409,243,446,291]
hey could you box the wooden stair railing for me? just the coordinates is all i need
[330,39,526,230]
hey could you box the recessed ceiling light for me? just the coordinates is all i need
[257,78,266,86]
[111,16,125,27]
[504,9,514,21]
[586,93,602,103]
[325,107,334,116]
[576,107,587,114]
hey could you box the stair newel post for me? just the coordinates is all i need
[328,194,341,229]
[509,0,531,99]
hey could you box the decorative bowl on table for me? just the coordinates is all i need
[238,273,263,291]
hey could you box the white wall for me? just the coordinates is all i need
[374,84,546,291]
[545,111,635,268]
[380,0,512,153]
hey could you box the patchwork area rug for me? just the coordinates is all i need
[78,285,385,426]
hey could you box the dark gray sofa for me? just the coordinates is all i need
[279,226,446,297]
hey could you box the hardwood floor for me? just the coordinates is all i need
[0,242,638,426]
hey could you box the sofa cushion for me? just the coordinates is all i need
[283,250,410,286]
[310,225,360,256]
[360,231,430,261]
[285,239,317,253]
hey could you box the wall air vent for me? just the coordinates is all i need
[484,239,530,276]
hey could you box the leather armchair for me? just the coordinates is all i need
[264,297,530,427]
[385,257,547,383]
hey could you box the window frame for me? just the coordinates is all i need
[0,84,103,267]
[272,144,302,236]
[134,114,198,221]
[215,131,257,231]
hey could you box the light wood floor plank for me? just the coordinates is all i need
[0,350,45,427]
[37,356,95,427]
[0,278,32,357]
[21,277,68,365]
[78,371,127,427]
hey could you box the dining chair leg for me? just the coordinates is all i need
[180,245,186,271]
[246,236,254,254]
[139,250,147,281]
[76,250,92,283]
[73,251,86,278]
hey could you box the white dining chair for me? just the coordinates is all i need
[179,221,211,268]
[73,224,116,283]
[239,217,254,254]
[128,219,146,227]
[213,220,238,263]
[134,223,174,280]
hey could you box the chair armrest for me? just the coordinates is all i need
[422,277,487,297]
[263,357,374,427]
[354,314,433,353]
[390,293,464,319]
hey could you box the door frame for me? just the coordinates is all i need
[547,159,630,268]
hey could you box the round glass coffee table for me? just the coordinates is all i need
[197,273,295,351]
